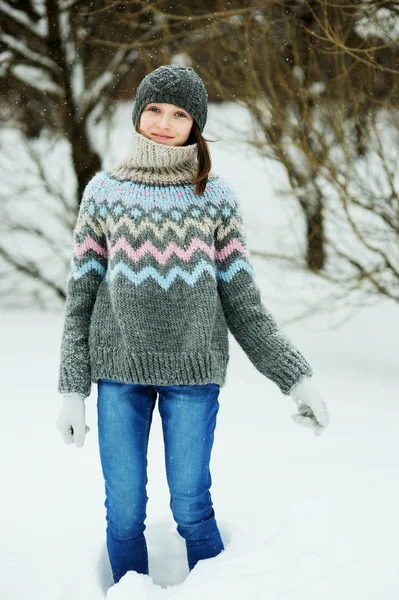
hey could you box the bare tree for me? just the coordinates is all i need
[0,129,74,307]
[323,110,399,302]
[0,0,150,196]
[0,0,160,305]
[177,0,399,303]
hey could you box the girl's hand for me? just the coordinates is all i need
[290,377,329,436]
[56,394,90,448]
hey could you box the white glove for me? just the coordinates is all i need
[290,377,329,436]
[56,393,90,448]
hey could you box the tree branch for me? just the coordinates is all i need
[0,29,61,75]
[0,0,45,38]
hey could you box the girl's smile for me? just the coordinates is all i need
[152,133,173,140]
[138,102,194,146]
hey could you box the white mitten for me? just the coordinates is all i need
[56,393,90,448]
[290,377,329,436]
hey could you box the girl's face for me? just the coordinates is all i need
[138,103,194,146]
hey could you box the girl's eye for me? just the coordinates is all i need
[148,106,187,118]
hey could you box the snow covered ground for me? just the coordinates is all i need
[2,103,399,599]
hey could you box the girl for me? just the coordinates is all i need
[56,64,329,584]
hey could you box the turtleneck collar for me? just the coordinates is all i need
[108,129,216,186]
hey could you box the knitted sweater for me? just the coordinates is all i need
[58,130,312,398]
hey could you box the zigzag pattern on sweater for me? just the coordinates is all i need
[70,172,254,289]
[74,235,246,264]
[76,211,244,240]
[109,237,216,263]
[70,258,106,279]
[71,258,254,290]
[75,213,219,239]
[106,214,220,238]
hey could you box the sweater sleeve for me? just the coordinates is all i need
[58,173,108,397]
[214,181,312,395]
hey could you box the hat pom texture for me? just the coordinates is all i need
[132,65,208,134]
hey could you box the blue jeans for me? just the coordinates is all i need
[97,379,224,583]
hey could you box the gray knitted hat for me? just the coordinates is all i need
[132,64,208,133]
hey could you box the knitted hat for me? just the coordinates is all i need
[132,65,208,133]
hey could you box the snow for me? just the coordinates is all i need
[0,31,59,73]
[80,49,137,118]
[12,63,63,95]
[0,0,46,37]
[1,102,399,599]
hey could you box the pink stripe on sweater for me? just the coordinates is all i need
[214,238,246,260]
[74,236,245,263]
[74,235,107,258]
[109,236,215,265]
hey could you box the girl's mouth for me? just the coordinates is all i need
[152,133,173,140]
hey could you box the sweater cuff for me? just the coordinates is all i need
[61,393,87,402]
[289,374,312,396]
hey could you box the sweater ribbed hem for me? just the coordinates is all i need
[90,347,229,388]
[266,346,313,395]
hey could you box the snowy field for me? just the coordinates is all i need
[1,103,399,599]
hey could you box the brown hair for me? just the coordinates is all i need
[185,121,213,196]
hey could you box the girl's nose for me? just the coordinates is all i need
[159,114,171,128]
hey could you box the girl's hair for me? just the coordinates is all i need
[185,121,212,196]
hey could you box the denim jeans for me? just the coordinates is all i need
[97,379,224,583]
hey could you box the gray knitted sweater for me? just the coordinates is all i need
[58,130,312,398]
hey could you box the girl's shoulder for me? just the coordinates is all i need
[82,170,109,196]
[81,170,121,205]
[205,175,239,207]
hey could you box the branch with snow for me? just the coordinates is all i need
[0,0,46,38]
[79,48,138,119]
[11,63,63,95]
[0,29,61,75]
